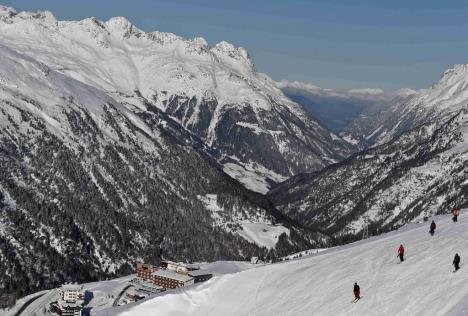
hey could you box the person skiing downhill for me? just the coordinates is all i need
[353,282,360,301]
[452,208,461,222]
[398,244,405,262]
[429,221,436,236]
[453,253,461,272]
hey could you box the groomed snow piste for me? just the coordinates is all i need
[112,212,468,316]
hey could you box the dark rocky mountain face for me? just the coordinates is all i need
[126,91,354,194]
[269,109,468,242]
[0,45,325,297]
[339,95,431,150]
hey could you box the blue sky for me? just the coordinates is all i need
[4,0,468,90]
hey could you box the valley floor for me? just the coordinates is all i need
[111,212,468,316]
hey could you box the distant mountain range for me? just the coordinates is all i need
[0,6,353,194]
[277,80,416,135]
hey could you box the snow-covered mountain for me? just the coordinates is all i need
[97,213,468,316]
[0,39,327,296]
[269,65,468,238]
[341,65,468,149]
[277,80,416,134]
[0,5,354,193]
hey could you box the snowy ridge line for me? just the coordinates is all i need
[0,4,354,192]
[270,106,468,237]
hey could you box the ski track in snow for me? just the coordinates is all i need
[115,212,468,316]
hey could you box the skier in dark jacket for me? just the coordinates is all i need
[353,282,360,300]
[429,221,436,236]
[398,244,405,262]
[452,208,461,222]
[453,253,461,271]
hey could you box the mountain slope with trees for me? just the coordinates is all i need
[0,43,325,297]
[269,66,468,240]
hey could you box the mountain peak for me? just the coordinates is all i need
[0,5,55,25]
[212,41,253,68]
[105,16,141,37]
[439,64,468,84]
[0,5,16,18]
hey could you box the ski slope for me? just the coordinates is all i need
[115,212,468,316]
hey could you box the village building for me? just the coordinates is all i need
[188,270,213,283]
[136,262,157,280]
[136,261,211,290]
[50,284,85,316]
[130,277,165,295]
[151,269,194,289]
[160,261,199,273]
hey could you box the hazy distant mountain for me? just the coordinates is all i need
[277,80,416,137]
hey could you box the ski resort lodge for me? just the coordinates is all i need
[50,284,85,316]
[136,261,212,289]
[151,269,194,289]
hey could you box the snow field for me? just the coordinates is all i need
[117,212,468,316]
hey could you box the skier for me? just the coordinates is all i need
[453,253,461,272]
[452,208,461,222]
[429,220,436,236]
[398,244,405,262]
[353,282,360,301]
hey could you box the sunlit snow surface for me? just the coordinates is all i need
[197,194,289,248]
[2,263,259,316]
[114,212,468,316]
[236,222,289,249]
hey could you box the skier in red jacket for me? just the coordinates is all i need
[398,244,405,262]
[353,282,360,301]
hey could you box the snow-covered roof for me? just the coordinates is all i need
[151,270,193,282]
[188,270,213,277]
[61,284,83,291]
[113,213,468,316]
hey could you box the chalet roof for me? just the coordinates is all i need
[61,283,83,291]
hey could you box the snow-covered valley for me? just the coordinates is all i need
[2,3,468,316]
[0,9,325,297]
